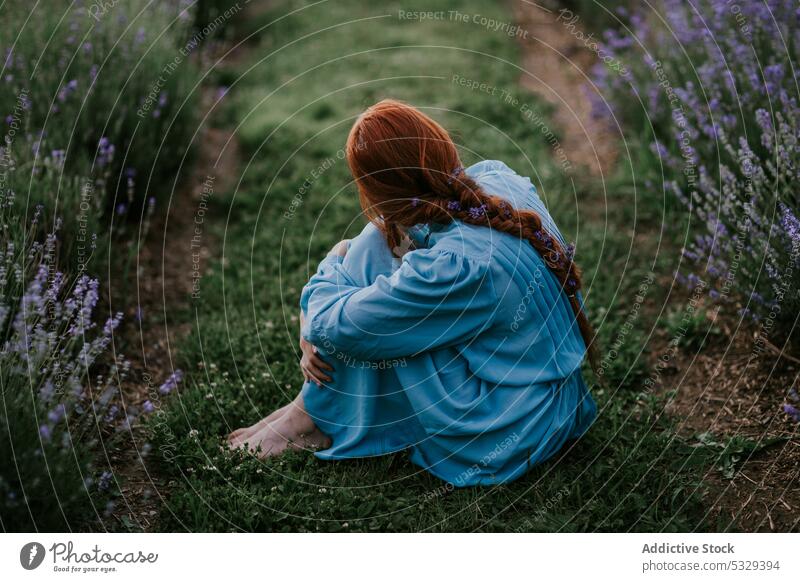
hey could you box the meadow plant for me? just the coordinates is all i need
[0,0,203,220]
[0,0,206,529]
[0,214,133,530]
[591,0,800,344]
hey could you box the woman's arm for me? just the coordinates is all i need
[298,311,333,386]
[301,246,498,361]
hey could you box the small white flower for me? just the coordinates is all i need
[188,429,199,438]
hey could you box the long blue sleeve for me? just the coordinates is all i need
[301,247,499,361]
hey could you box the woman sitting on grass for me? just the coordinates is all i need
[228,99,597,486]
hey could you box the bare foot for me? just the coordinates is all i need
[227,402,290,447]
[235,394,330,459]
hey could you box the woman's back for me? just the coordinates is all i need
[404,160,587,384]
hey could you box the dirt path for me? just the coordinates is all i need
[99,0,268,533]
[103,87,240,531]
[513,0,617,177]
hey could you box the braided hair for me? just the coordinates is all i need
[346,99,597,370]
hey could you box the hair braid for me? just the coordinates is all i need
[432,173,598,371]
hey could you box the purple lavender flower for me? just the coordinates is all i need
[159,369,184,394]
[468,204,487,220]
[97,137,115,167]
[784,404,800,423]
[594,0,800,334]
[142,400,155,414]
[780,204,800,249]
[446,200,461,211]
[50,149,66,167]
[104,405,119,423]
[97,471,113,491]
[447,165,463,185]
[48,403,66,424]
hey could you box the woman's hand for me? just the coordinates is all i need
[329,239,350,257]
[299,336,333,387]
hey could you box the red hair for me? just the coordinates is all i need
[346,99,597,369]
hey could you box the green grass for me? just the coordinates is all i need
[150,0,720,532]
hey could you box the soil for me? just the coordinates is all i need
[658,324,800,532]
[95,0,274,533]
[512,0,618,177]
[101,88,240,531]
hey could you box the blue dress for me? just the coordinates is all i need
[300,160,596,486]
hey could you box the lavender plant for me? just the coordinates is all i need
[591,0,800,345]
[0,0,203,530]
[0,0,203,215]
[0,215,137,530]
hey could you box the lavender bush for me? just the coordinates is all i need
[0,214,138,530]
[0,1,209,530]
[592,0,800,345]
[0,0,203,219]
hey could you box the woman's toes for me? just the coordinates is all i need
[227,428,247,443]
[226,404,292,447]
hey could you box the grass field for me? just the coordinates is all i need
[149,0,725,532]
